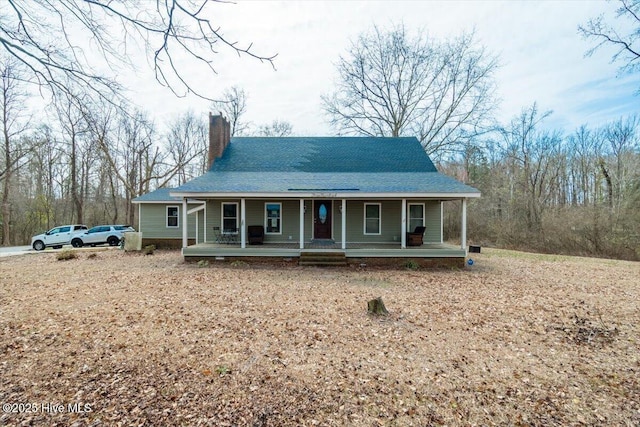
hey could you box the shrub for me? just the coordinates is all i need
[230,260,247,267]
[57,250,77,261]
[143,245,156,255]
[404,259,419,270]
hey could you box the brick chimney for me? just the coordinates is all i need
[208,112,231,169]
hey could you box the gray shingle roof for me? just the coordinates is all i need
[136,137,480,200]
[211,137,438,173]
[132,188,180,203]
[173,171,479,194]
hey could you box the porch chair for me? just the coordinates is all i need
[212,226,223,243]
[223,227,239,244]
[248,225,265,245]
[406,226,426,246]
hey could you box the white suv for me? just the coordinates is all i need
[70,225,135,248]
[31,224,88,251]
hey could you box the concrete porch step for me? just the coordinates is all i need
[299,251,347,266]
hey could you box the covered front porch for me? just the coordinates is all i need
[177,196,471,259]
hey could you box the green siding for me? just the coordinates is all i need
[424,201,442,243]
[346,200,402,243]
[143,199,443,245]
[139,204,199,239]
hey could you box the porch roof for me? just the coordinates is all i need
[169,171,479,198]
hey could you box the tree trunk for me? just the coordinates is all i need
[367,297,389,316]
[2,123,11,246]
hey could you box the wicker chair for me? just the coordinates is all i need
[406,226,426,246]
[248,225,265,245]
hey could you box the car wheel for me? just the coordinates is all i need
[107,236,120,246]
[33,240,45,251]
[71,238,83,248]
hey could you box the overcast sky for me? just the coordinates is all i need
[130,0,638,136]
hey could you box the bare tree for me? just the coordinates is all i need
[52,89,90,224]
[322,24,498,156]
[95,109,156,225]
[579,0,640,85]
[1,57,30,245]
[258,120,293,137]
[602,115,639,212]
[500,104,563,231]
[211,86,249,136]
[165,110,208,183]
[0,1,276,103]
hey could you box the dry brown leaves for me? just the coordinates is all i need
[1,248,639,426]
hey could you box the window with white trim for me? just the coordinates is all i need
[265,203,282,234]
[408,203,425,232]
[221,202,238,233]
[364,203,381,235]
[167,206,179,228]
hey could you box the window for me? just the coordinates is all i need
[221,202,238,233]
[364,203,381,235]
[265,203,282,234]
[87,226,104,234]
[408,203,425,232]
[167,206,179,228]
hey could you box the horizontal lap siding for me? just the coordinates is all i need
[424,201,442,243]
[139,204,198,239]
[207,199,303,243]
[346,200,402,243]
[199,199,442,244]
[245,200,300,243]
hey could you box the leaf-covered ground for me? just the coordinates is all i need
[1,248,638,426]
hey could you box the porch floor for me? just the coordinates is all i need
[182,241,466,258]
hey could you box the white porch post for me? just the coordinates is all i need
[440,201,444,243]
[401,199,407,249]
[182,198,188,248]
[240,198,246,249]
[195,213,199,244]
[461,198,467,252]
[299,199,305,249]
[341,199,346,250]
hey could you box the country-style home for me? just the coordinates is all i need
[132,113,480,265]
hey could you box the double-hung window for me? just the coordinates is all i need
[167,206,179,228]
[221,203,238,233]
[265,203,282,234]
[364,203,381,235]
[408,203,425,232]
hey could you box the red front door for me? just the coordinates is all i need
[314,200,332,239]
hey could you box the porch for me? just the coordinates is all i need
[177,197,471,259]
[181,241,466,258]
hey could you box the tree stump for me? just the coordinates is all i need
[367,297,389,316]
